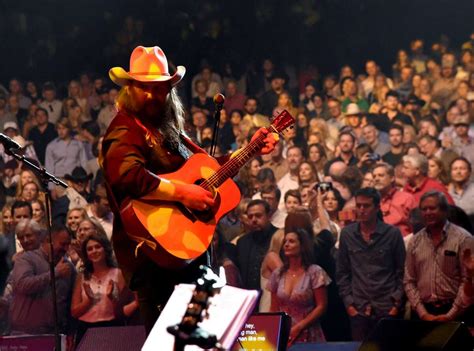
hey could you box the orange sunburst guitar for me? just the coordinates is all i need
[120,110,295,268]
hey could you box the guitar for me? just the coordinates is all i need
[120,109,294,268]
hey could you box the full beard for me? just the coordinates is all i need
[142,89,185,151]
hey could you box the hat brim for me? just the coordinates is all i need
[109,65,186,87]
[64,174,93,182]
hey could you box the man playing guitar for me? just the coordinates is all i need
[100,45,278,334]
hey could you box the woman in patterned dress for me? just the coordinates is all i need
[268,228,331,345]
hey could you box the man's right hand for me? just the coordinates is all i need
[347,305,358,317]
[55,259,71,278]
[421,313,438,321]
[175,183,215,211]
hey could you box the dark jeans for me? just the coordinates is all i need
[350,314,395,341]
[132,253,209,335]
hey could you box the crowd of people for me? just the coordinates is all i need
[1,34,474,348]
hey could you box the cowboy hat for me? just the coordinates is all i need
[109,46,185,87]
[64,167,92,182]
[345,103,362,116]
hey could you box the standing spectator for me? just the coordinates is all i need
[448,157,474,219]
[86,185,113,240]
[260,185,285,229]
[261,139,288,182]
[190,65,223,99]
[71,233,138,345]
[39,82,63,124]
[269,228,330,344]
[259,71,286,117]
[15,219,44,255]
[379,90,413,131]
[404,191,474,322]
[277,146,303,209]
[402,154,454,205]
[432,61,459,109]
[9,225,75,334]
[336,188,405,341]
[382,124,405,167]
[340,77,369,113]
[324,131,359,174]
[68,80,89,117]
[190,79,214,119]
[362,124,391,156]
[235,200,278,290]
[223,80,246,114]
[372,163,417,237]
[97,87,118,134]
[44,117,88,179]
[242,97,269,128]
[307,143,328,181]
[27,107,58,166]
[8,79,31,110]
[6,95,28,133]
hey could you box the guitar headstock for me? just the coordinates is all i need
[269,109,295,134]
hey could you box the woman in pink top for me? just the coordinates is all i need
[71,233,138,345]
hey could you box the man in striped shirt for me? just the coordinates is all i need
[404,191,474,322]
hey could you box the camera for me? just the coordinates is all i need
[367,153,381,162]
[314,182,333,192]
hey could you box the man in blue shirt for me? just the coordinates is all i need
[336,187,405,341]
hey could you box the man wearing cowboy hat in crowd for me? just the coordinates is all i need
[101,46,277,333]
[51,167,91,225]
[0,121,38,165]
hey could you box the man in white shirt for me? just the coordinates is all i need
[39,82,63,124]
[277,145,303,211]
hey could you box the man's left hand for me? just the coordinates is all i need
[251,128,278,155]
[434,314,451,322]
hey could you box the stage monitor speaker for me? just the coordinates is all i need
[76,325,146,351]
[359,318,472,351]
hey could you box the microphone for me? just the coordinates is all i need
[213,93,225,108]
[0,133,22,151]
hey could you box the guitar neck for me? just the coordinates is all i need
[203,131,269,189]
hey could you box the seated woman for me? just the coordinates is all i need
[268,228,330,345]
[71,233,138,346]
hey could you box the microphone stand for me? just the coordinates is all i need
[8,148,68,351]
[209,97,224,157]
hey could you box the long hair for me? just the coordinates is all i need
[116,84,186,149]
[81,233,117,279]
[280,228,315,275]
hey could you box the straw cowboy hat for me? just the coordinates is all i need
[109,46,186,87]
[345,103,362,116]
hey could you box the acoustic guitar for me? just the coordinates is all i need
[120,109,294,268]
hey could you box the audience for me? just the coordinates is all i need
[0,33,473,345]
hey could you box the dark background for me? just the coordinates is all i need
[0,0,472,82]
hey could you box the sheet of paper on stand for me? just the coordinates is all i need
[142,284,259,351]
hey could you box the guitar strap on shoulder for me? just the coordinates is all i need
[180,133,206,155]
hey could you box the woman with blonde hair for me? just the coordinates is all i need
[308,118,336,153]
[260,228,284,312]
[273,91,298,119]
[15,169,41,201]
